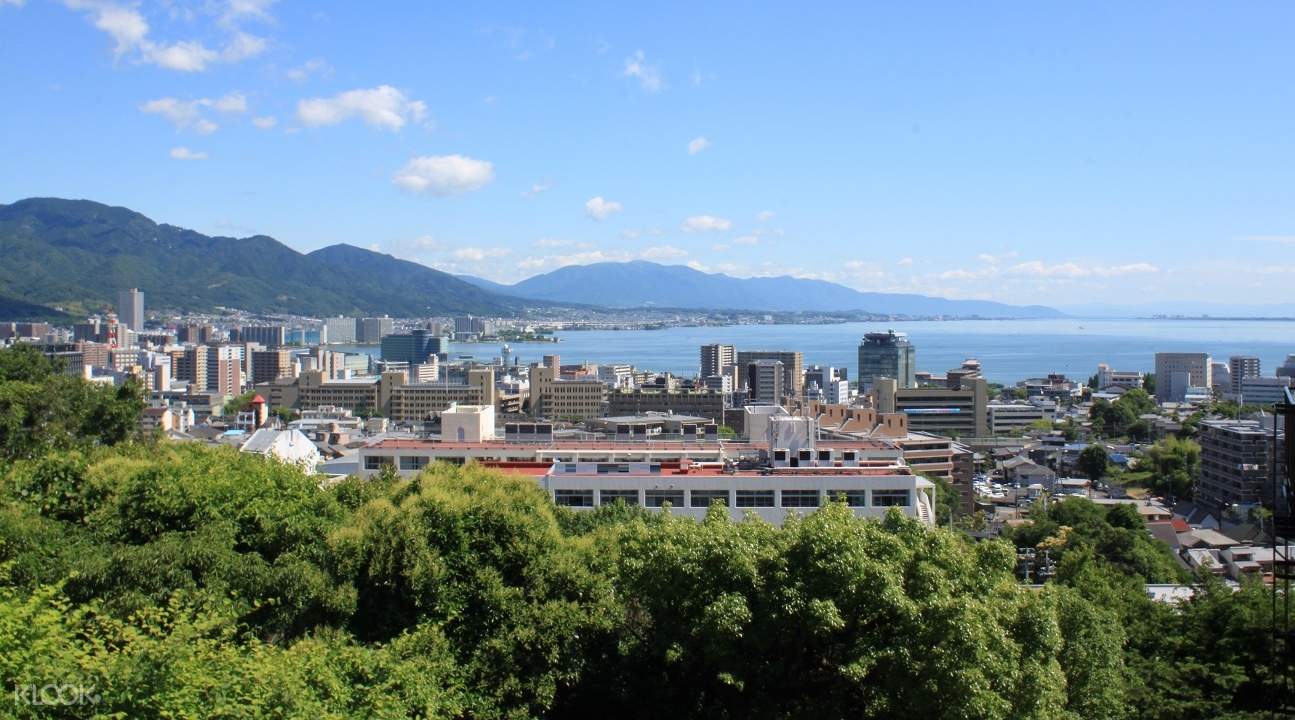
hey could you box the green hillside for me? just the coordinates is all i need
[0,197,528,317]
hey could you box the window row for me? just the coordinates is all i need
[550,488,913,509]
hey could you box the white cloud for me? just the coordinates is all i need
[168,146,207,160]
[413,235,444,251]
[392,154,494,196]
[222,0,276,25]
[585,196,623,220]
[711,243,730,252]
[209,91,247,113]
[84,3,149,55]
[756,210,775,222]
[453,247,511,261]
[220,31,266,62]
[687,136,710,155]
[623,50,662,92]
[1092,262,1158,277]
[286,57,331,82]
[686,260,708,272]
[534,238,590,249]
[517,245,693,272]
[146,40,217,71]
[640,245,688,260]
[297,85,428,130]
[251,115,277,129]
[733,235,759,246]
[139,93,246,133]
[1,0,27,7]
[1005,260,1157,278]
[65,0,268,71]
[897,257,914,266]
[517,250,631,271]
[521,181,552,198]
[976,251,1020,265]
[681,214,732,232]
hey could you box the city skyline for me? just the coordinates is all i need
[3,2,1294,307]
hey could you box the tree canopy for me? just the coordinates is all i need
[0,344,1288,718]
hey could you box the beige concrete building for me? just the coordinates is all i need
[529,364,606,421]
[297,370,406,415]
[251,349,295,386]
[607,387,725,423]
[874,376,988,438]
[390,368,496,422]
[1154,352,1212,403]
[440,403,496,442]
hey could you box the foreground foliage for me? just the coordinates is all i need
[0,346,1287,718]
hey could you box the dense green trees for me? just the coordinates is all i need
[1011,496,1293,718]
[1009,497,1185,584]
[0,443,1290,717]
[1078,444,1110,481]
[0,344,144,461]
[0,444,1133,719]
[1089,389,1157,439]
[0,344,1289,718]
[1141,436,1201,502]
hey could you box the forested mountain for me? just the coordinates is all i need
[0,198,529,316]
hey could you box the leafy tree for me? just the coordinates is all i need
[1142,372,1155,395]
[1009,497,1184,584]
[567,505,1118,719]
[1141,436,1200,502]
[0,346,145,461]
[1078,444,1109,481]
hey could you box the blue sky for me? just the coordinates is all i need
[2,1,1293,306]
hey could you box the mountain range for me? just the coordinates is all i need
[0,197,1063,319]
[0,198,529,318]
[460,261,1064,318]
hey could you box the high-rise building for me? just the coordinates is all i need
[1197,418,1286,509]
[322,317,358,344]
[177,324,216,344]
[237,325,286,349]
[172,345,208,390]
[453,316,495,338]
[117,288,144,332]
[858,330,916,390]
[700,344,736,378]
[251,349,295,385]
[206,345,244,396]
[874,375,988,438]
[1228,356,1261,396]
[358,317,394,344]
[746,359,785,404]
[380,329,443,365]
[803,365,849,404]
[736,350,803,396]
[1154,352,1212,403]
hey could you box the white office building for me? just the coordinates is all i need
[1095,363,1141,391]
[987,401,1056,434]
[1237,376,1294,406]
[541,460,937,526]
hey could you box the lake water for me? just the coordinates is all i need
[330,319,1295,384]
